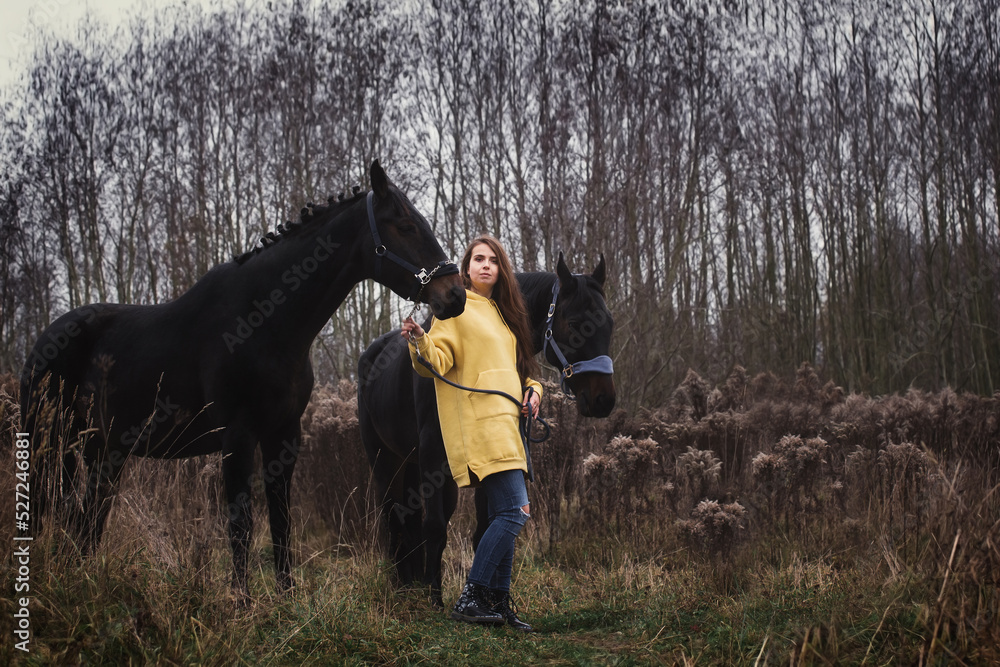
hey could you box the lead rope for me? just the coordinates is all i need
[407,333,549,482]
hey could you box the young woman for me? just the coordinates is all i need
[401,234,540,631]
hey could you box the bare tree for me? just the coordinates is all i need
[3,0,999,407]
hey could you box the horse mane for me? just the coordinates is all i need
[232,186,367,264]
[518,267,606,299]
[516,270,557,301]
[581,272,606,298]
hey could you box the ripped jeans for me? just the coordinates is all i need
[467,468,530,592]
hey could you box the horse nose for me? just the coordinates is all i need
[580,380,616,418]
[446,284,466,312]
[432,283,467,319]
[594,392,616,417]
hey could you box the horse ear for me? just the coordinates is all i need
[556,251,574,289]
[592,253,606,286]
[370,159,390,198]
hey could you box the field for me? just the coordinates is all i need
[2,366,998,665]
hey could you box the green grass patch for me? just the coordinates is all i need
[2,520,997,665]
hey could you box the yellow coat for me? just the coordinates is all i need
[409,289,542,487]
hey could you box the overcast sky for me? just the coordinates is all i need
[0,1,227,89]
[2,1,129,87]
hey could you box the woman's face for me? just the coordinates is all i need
[467,243,499,298]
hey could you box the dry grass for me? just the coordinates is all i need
[1,366,999,664]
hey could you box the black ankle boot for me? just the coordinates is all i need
[489,588,533,632]
[451,582,504,624]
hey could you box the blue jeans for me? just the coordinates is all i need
[467,468,530,592]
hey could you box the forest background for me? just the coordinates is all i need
[1,0,999,664]
[2,0,998,407]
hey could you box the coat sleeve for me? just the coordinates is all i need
[409,317,461,378]
[524,377,543,399]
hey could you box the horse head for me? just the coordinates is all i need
[546,252,617,418]
[367,160,466,320]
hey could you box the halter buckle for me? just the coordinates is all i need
[563,364,574,378]
[416,268,432,284]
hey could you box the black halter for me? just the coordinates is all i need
[367,191,459,302]
[543,278,615,397]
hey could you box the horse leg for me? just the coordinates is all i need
[26,377,85,537]
[222,427,256,599]
[36,427,82,536]
[77,443,126,554]
[419,426,456,608]
[398,458,425,587]
[421,470,456,609]
[260,429,299,592]
[387,453,424,587]
[364,439,417,585]
[360,396,406,582]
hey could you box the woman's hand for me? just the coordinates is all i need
[401,317,424,341]
[521,389,540,419]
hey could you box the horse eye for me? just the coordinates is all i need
[397,221,419,235]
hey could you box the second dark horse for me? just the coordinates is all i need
[358,254,616,606]
[20,161,466,596]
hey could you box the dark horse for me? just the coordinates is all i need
[357,253,615,605]
[19,161,466,595]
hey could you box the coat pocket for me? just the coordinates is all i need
[469,369,520,421]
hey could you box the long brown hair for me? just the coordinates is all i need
[460,235,538,384]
